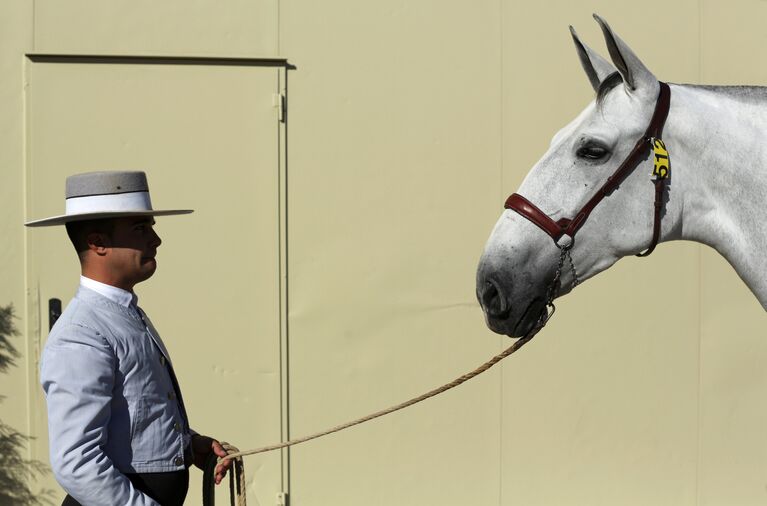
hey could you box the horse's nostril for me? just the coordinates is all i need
[480,279,510,318]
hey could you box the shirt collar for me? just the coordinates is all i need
[80,276,138,308]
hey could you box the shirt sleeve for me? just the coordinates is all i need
[40,323,161,506]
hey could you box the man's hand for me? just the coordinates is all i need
[191,434,232,485]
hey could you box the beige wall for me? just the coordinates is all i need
[0,1,765,505]
[0,3,34,501]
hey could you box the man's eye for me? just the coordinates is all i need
[576,145,609,160]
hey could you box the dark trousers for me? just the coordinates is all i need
[61,469,189,506]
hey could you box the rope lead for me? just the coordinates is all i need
[205,315,548,504]
[204,255,566,504]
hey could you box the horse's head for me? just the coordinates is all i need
[477,15,671,337]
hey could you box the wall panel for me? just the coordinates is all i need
[0,0,39,499]
[33,0,278,56]
[281,0,505,504]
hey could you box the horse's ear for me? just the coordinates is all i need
[593,14,656,94]
[569,26,616,92]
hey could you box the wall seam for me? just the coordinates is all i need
[498,0,505,504]
[695,3,703,505]
[23,0,35,468]
[31,0,35,51]
[276,0,291,498]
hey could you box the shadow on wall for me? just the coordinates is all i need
[0,304,54,505]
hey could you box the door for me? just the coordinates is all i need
[25,55,287,505]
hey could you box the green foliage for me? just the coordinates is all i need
[0,423,54,505]
[0,304,20,374]
[0,304,54,505]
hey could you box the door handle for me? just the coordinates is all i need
[49,298,62,331]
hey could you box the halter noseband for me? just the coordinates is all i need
[505,81,671,257]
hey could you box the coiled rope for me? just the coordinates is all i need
[202,442,247,506]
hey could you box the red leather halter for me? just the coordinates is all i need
[505,81,671,257]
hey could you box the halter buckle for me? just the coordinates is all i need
[556,234,574,250]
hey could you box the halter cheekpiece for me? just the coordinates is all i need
[505,81,671,257]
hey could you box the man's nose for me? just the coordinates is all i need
[150,229,162,248]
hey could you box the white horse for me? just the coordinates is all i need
[477,14,767,337]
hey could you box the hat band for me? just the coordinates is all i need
[65,191,153,215]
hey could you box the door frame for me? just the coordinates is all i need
[22,52,294,499]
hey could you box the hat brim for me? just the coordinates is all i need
[24,209,194,227]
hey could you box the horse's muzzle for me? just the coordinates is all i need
[477,265,547,338]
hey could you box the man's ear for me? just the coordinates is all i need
[86,232,110,255]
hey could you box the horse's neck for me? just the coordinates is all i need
[669,84,767,308]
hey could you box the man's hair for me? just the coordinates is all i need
[64,219,115,256]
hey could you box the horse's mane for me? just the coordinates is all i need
[684,83,767,104]
[596,72,767,106]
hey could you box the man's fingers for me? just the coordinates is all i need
[211,440,228,458]
[210,439,234,486]
[214,463,230,485]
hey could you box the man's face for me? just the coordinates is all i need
[106,216,162,289]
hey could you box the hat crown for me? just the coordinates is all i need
[25,169,193,227]
[65,171,149,199]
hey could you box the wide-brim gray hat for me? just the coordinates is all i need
[25,170,193,227]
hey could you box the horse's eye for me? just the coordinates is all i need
[576,145,609,160]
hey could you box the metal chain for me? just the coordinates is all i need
[546,247,567,305]
[565,248,580,288]
[545,244,580,310]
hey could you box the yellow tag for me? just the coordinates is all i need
[652,138,670,180]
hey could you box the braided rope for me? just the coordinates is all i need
[223,322,544,464]
[208,326,543,504]
[222,442,246,506]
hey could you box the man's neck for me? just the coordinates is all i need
[80,275,137,308]
[80,264,135,292]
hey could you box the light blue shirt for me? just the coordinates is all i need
[41,279,193,505]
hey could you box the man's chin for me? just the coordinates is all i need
[137,259,158,281]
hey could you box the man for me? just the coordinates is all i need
[25,171,231,505]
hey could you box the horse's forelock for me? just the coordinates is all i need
[596,72,623,107]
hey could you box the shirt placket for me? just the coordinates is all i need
[133,305,191,466]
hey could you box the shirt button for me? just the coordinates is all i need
[174,422,182,432]
[167,392,175,400]
[173,456,183,466]
[160,356,166,366]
